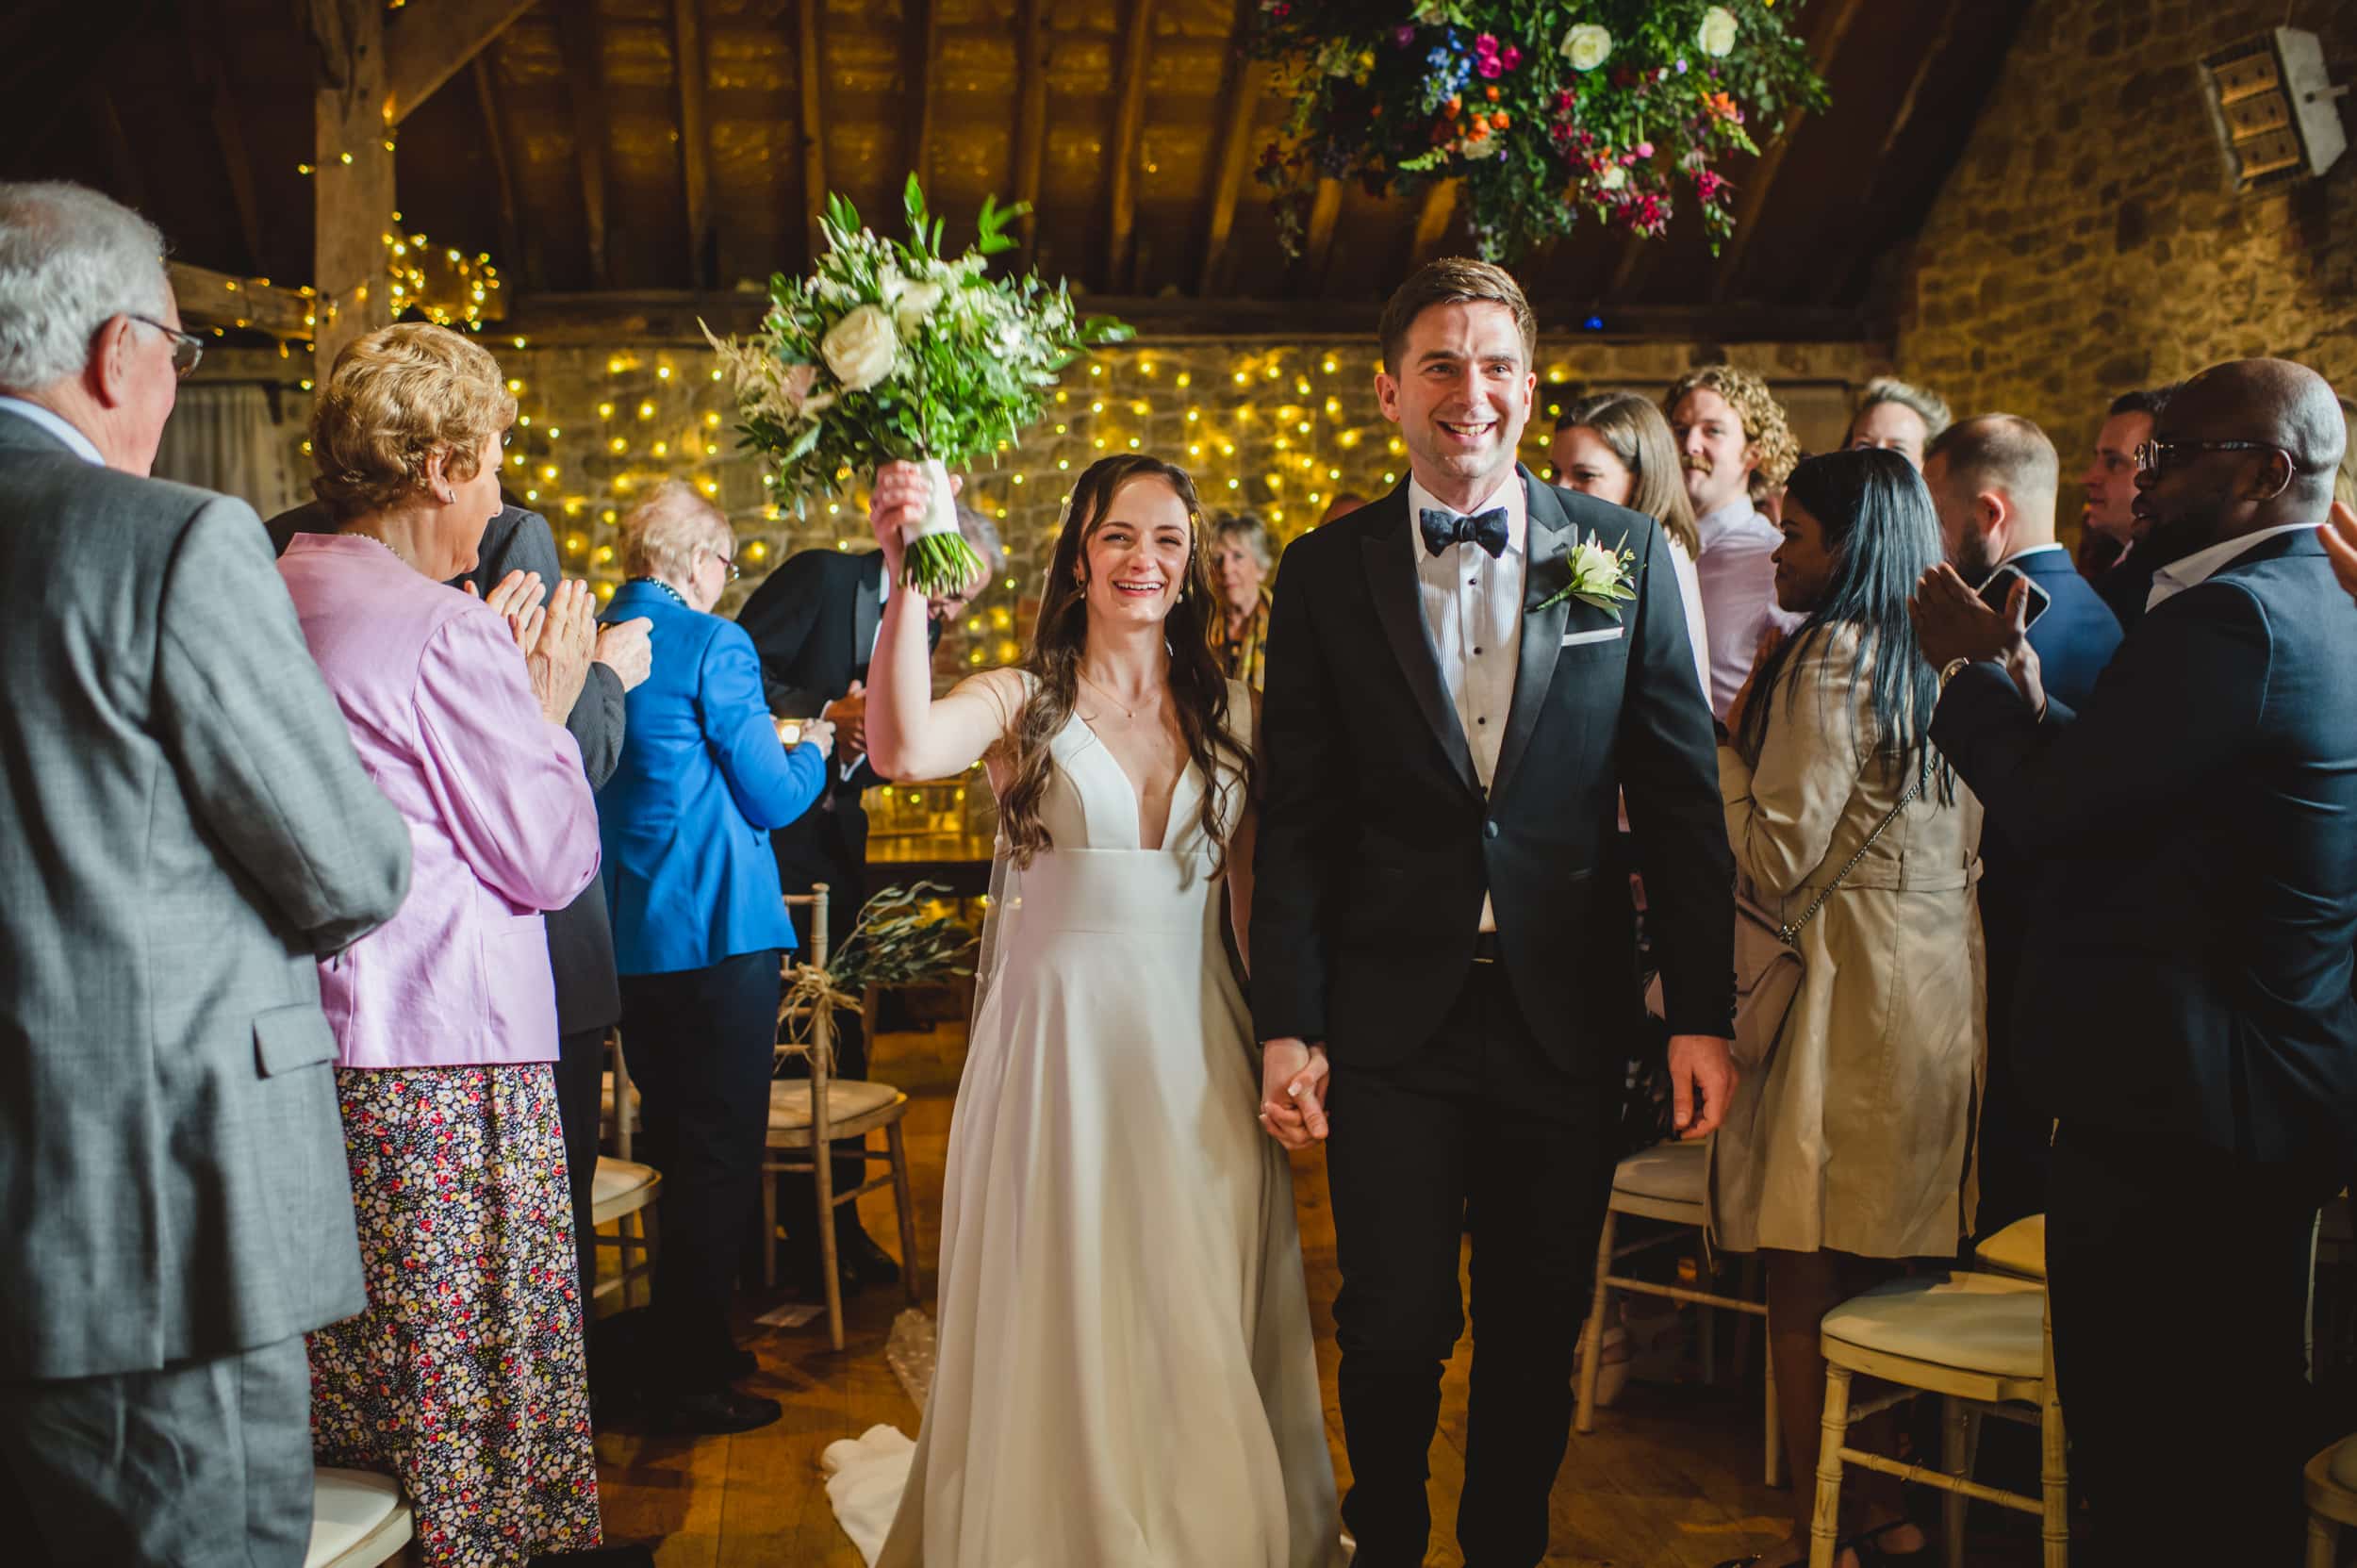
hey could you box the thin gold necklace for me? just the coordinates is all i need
[1078,668,1153,720]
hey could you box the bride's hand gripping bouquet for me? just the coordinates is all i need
[705,175,1131,594]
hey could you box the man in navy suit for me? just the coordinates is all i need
[1921,415,2122,1235]
[1913,359,2356,1564]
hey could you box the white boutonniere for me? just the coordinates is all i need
[1530,531,1640,619]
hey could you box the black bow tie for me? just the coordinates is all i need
[1419,505,1509,559]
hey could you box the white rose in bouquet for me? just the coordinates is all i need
[821,304,898,391]
[1699,7,1739,58]
[893,280,946,335]
[1560,23,1612,72]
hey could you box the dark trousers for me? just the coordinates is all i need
[552,1025,610,1311]
[0,1333,313,1567]
[777,882,871,1250]
[618,949,782,1392]
[2047,1121,2331,1565]
[1325,962,1617,1568]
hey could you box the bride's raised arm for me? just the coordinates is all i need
[864,460,1024,782]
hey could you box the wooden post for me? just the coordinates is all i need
[1012,0,1047,268]
[309,0,393,383]
[1103,0,1157,292]
[384,0,539,125]
[797,0,829,263]
[672,0,712,287]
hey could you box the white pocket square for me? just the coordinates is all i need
[1559,626,1625,647]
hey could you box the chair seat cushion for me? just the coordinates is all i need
[1973,1215,2047,1280]
[1821,1276,2047,1379]
[769,1078,903,1131]
[591,1157,659,1220]
[1612,1139,1708,1205]
[305,1467,409,1568]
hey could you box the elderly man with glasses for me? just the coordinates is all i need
[1910,358,2357,1565]
[0,182,413,1565]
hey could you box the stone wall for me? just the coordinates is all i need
[1897,0,2356,507]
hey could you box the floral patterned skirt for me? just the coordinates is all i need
[308,1063,602,1568]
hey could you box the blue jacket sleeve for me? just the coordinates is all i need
[699,619,828,830]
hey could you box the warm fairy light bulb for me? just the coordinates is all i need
[1233,371,1248,386]
[609,437,627,454]
[1176,371,1192,388]
[598,402,614,418]
[637,403,655,420]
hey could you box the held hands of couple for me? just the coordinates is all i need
[1257,1039,1330,1150]
[468,569,600,722]
[1907,563,2046,717]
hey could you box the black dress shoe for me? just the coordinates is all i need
[839,1227,903,1287]
[724,1345,759,1380]
[651,1388,783,1435]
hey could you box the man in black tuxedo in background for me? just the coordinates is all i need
[735,503,999,1289]
[1914,358,2356,1565]
[1252,259,1735,1568]
[267,500,652,1315]
[1920,415,2121,1236]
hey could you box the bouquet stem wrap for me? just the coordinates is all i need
[903,458,983,596]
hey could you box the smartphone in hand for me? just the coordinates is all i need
[1976,565,2053,630]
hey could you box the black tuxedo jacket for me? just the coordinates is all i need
[265,500,626,1033]
[1933,529,2357,1175]
[734,548,939,894]
[1250,467,1734,1075]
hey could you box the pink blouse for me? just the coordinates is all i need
[278,534,601,1069]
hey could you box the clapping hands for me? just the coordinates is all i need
[468,569,596,722]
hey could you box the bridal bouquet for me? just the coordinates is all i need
[706,176,1131,592]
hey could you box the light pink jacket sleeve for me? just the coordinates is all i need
[413,611,602,913]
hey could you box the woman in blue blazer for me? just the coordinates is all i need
[598,482,831,1434]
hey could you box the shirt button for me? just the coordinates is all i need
[1484,820,1500,839]
[1474,647,1483,655]
[1476,716,1488,726]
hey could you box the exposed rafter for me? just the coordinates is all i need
[1709,0,1869,301]
[1408,178,1459,270]
[1103,0,1158,292]
[384,0,538,124]
[555,3,612,287]
[904,0,938,196]
[1300,177,1343,288]
[797,0,828,261]
[182,0,264,272]
[470,55,526,289]
[671,0,712,287]
[1011,0,1048,267]
[1196,9,1264,297]
[170,262,315,339]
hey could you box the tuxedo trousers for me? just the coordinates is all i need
[1325,960,1617,1568]
[2047,1121,2332,1566]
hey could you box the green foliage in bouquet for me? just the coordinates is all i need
[1247,1,1830,266]
[706,176,1131,593]
[828,883,980,997]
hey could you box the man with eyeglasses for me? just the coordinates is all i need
[1910,357,2357,1565]
[0,182,413,1565]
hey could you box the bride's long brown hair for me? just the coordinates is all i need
[997,454,1255,872]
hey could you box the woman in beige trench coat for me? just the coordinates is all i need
[1709,448,1985,1568]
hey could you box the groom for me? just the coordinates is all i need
[1253,258,1736,1568]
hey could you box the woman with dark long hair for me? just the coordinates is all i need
[819,454,1343,1567]
[1710,448,1986,1568]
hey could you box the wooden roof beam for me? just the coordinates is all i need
[470,55,528,288]
[797,0,828,262]
[1407,178,1459,270]
[1708,0,1868,302]
[1195,1,1262,298]
[555,2,612,288]
[385,0,539,124]
[1299,175,1343,288]
[1103,0,1157,293]
[672,0,712,287]
[1012,0,1048,267]
[308,0,393,376]
[181,0,265,273]
[169,262,316,339]
[904,0,938,196]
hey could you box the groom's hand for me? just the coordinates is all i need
[1259,1039,1330,1149]
[1667,1033,1736,1140]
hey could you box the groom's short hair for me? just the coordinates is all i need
[1378,258,1537,378]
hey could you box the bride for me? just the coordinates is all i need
[823,454,1343,1567]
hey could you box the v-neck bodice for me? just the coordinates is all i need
[1047,709,1209,854]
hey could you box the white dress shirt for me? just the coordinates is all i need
[2145,521,2318,612]
[0,397,103,466]
[1408,470,1525,932]
[1693,498,1804,721]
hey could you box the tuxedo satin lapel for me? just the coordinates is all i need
[852,562,882,679]
[1492,470,1571,801]
[1360,500,1479,795]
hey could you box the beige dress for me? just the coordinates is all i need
[1709,627,1986,1259]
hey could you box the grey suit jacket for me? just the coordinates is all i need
[0,411,412,1379]
[269,500,625,1033]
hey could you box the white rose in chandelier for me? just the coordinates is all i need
[1560,23,1613,72]
[820,304,898,391]
[1698,6,1739,58]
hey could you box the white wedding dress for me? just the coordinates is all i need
[824,680,1343,1568]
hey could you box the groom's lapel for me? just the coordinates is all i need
[1360,490,1480,796]
[1492,468,1573,802]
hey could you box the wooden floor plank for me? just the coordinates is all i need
[588,1030,2036,1566]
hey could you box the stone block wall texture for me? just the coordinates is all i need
[1896,0,2356,503]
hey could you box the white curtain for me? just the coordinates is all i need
[151,384,306,520]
